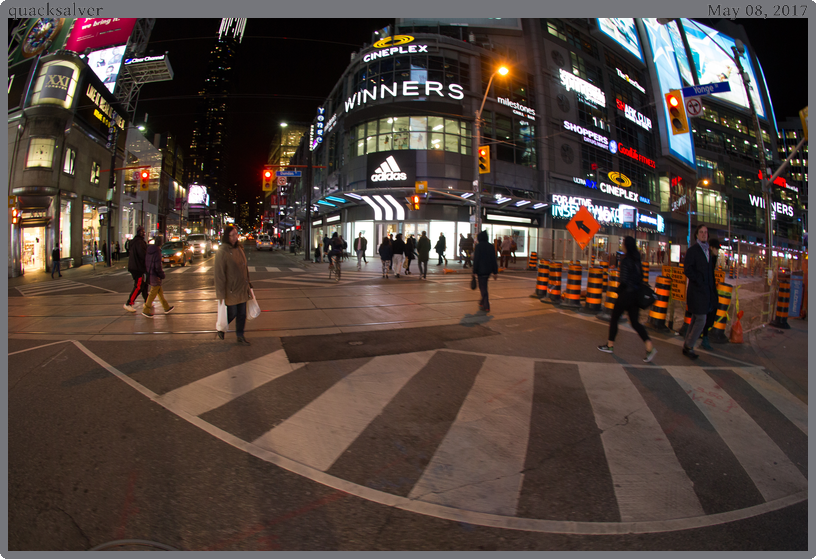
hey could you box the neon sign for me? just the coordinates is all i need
[615,98,652,131]
[345,81,463,113]
[497,97,536,119]
[563,121,617,153]
[617,144,656,168]
[749,194,794,217]
[559,68,605,106]
[615,68,646,93]
[364,36,429,62]
[551,194,622,224]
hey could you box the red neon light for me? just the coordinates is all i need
[757,170,787,188]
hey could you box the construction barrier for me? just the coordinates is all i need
[770,275,791,329]
[709,282,733,343]
[648,275,671,332]
[548,261,562,304]
[641,261,650,286]
[533,259,549,299]
[561,264,583,309]
[729,263,735,279]
[677,305,692,337]
[600,261,609,298]
[527,252,538,271]
[584,266,604,312]
[597,269,625,323]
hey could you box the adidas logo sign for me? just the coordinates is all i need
[370,156,408,182]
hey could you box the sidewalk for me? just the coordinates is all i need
[8,258,128,288]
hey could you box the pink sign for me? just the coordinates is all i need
[64,18,137,52]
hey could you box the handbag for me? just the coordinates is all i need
[470,275,477,290]
[247,289,260,320]
[216,300,228,331]
[637,284,656,309]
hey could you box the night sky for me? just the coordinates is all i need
[133,18,807,207]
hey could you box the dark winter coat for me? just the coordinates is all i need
[127,234,147,275]
[434,236,446,254]
[472,231,498,276]
[378,242,393,261]
[145,244,166,286]
[392,238,406,256]
[354,236,367,252]
[617,253,643,294]
[405,238,416,260]
[684,243,715,315]
[462,236,474,252]
[417,235,431,262]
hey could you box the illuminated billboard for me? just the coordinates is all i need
[681,19,765,118]
[188,185,210,207]
[597,19,643,62]
[64,18,138,52]
[9,18,74,65]
[86,45,126,93]
[642,18,695,169]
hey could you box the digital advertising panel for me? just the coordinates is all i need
[87,45,127,93]
[596,19,643,62]
[188,185,210,207]
[64,18,138,52]
[681,19,766,118]
[666,21,694,86]
[642,18,695,169]
[9,18,74,65]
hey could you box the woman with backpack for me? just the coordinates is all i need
[597,236,657,362]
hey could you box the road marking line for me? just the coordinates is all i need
[8,339,73,356]
[195,266,211,273]
[289,268,305,272]
[254,278,347,287]
[578,362,705,522]
[70,341,807,535]
[171,267,191,273]
[156,349,304,416]
[408,355,534,515]
[665,366,808,502]
[251,351,435,471]
[728,367,807,435]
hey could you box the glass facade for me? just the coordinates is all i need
[354,116,472,156]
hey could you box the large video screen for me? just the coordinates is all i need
[64,18,137,52]
[597,19,643,62]
[681,19,766,118]
[666,20,694,86]
[642,18,695,169]
[87,45,126,93]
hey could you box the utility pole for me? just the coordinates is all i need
[303,146,313,261]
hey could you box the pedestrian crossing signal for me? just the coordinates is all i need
[665,90,689,135]
[139,170,150,191]
[410,195,420,211]
[11,208,19,225]
[478,146,490,174]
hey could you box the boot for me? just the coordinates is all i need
[700,336,712,350]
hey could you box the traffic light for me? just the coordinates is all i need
[478,145,490,174]
[139,169,150,191]
[262,169,274,191]
[11,208,19,225]
[664,90,689,135]
[410,195,420,211]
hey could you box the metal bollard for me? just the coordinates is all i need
[648,275,672,332]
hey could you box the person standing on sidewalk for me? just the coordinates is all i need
[355,232,367,270]
[699,238,722,351]
[124,226,148,312]
[141,235,174,318]
[682,225,714,359]
[597,236,657,362]
[472,231,498,312]
[417,231,431,280]
[500,235,512,268]
[435,233,447,265]
[51,244,62,278]
[458,233,465,263]
[462,233,474,268]
[114,241,120,262]
[378,236,393,279]
[214,225,252,345]
[392,233,406,278]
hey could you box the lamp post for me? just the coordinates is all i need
[473,65,508,233]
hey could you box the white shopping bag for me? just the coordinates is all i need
[247,289,260,320]
[216,300,228,332]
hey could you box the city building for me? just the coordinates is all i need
[281,18,803,269]
[776,116,808,247]
[264,123,309,235]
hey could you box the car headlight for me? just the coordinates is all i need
[175,252,182,257]
[200,243,206,248]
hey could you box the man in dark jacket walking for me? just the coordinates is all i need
[435,233,447,265]
[392,233,406,278]
[124,226,148,312]
[683,224,715,359]
[417,231,431,279]
[141,235,174,318]
[472,231,498,312]
[51,244,62,278]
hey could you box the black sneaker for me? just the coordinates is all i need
[236,336,251,345]
[165,305,175,314]
[597,344,614,354]
[682,346,699,360]
[216,331,225,340]
[141,310,153,318]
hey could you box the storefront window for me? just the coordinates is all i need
[695,188,727,226]
[59,197,72,256]
[26,137,55,168]
[354,116,471,156]
[63,147,76,175]
[82,203,100,258]
[22,227,46,271]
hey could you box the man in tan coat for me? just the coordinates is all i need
[214,226,253,345]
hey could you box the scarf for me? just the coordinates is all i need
[698,241,709,262]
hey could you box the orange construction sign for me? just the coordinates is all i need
[565,206,600,250]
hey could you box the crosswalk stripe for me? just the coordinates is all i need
[728,367,808,435]
[578,362,705,522]
[251,351,435,471]
[171,266,190,273]
[265,267,281,272]
[156,349,303,416]
[408,355,535,515]
[195,266,211,273]
[665,366,808,502]
[255,278,346,287]
[113,270,131,276]
[289,268,305,272]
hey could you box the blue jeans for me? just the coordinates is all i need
[227,302,247,337]
[52,260,61,277]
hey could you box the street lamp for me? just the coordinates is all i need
[473,64,509,233]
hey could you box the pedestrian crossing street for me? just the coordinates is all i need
[98,344,807,527]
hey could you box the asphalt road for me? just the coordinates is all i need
[7,248,809,551]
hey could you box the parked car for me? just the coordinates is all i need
[186,234,212,257]
[256,234,273,251]
[161,241,194,267]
